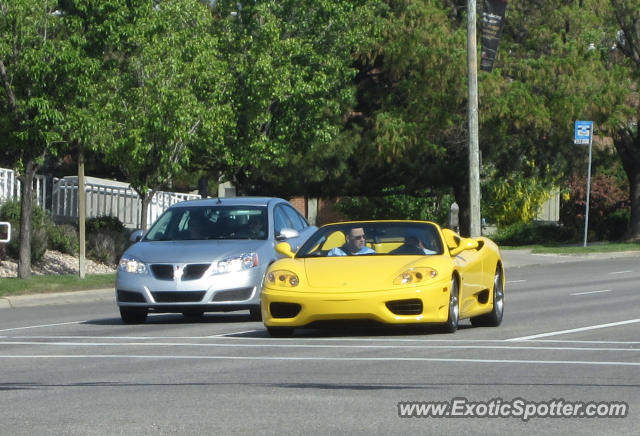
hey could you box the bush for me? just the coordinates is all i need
[47,224,79,255]
[335,189,454,225]
[86,216,128,265]
[0,200,50,263]
[86,215,126,234]
[492,221,578,246]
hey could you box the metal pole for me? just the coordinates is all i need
[468,0,481,237]
[583,134,593,247]
[78,146,86,278]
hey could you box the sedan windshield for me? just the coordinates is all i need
[143,206,268,241]
[296,222,443,257]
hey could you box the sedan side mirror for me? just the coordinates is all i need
[276,228,300,241]
[129,229,144,242]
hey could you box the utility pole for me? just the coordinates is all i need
[468,0,481,237]
[78,146,86,278]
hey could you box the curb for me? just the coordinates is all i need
[0,288,114,309]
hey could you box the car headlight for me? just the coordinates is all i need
[266,270,299,287]
[118,255,147,274]
[393,267,437,285]
[215,252,258,274]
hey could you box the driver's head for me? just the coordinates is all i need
[346,227,366,252]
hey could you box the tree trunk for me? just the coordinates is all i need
[17,159,37,279]
[139,190,157,231]
[627,164,640,241]
[454,181,471,237]
[614,130,640,241]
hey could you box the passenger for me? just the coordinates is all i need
[391,228,437,255]
[328,227,376,256]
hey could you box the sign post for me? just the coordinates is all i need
[574,120,593,247]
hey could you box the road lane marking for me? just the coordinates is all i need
[570,289,612,296]
[0,321,87,332]
[0,354,639,366]
[1,340,638,352]
[209,329,260,337]
[608,270,632,275]
[507,280,526,284]
[506,318,640,341]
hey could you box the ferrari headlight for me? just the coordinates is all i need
[118,255,147,274]
[266,270,299,287]
[393,267,437,285]
[215,252,259,274]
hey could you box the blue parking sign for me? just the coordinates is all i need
[574,120,593,145]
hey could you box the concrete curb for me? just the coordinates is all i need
[0,288,114,309]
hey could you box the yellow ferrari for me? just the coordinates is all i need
[261,220,504,336]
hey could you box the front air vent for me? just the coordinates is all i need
[385,299,423,315]
[117,290,146,303]
[211,288,254,302]
[151,291,206,303]
[182,264,210,281]
[270,303,302,319]
[150,264,173,280]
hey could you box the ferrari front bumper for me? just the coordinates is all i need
[261,279,452,328]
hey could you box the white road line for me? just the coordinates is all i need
[1,340,638,352]
[609,270,632,275]
[0,354,638,366]
[506,318,640,341]
[507,279,526,284]
[570,289,613,296]
[209,329,260,337]
[0,321,87,332]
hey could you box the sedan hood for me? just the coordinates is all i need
[302,255,446,291]
[124,240,272,263]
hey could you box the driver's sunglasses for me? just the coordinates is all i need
[352,234,366,240]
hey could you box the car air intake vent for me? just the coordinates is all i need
[151,291,206,303]
[117,290,146,303]
[182,264,210,281]
[270,302,302,318]
[386,299,423,315]
[211,288,253,302]
[150,264,174,280]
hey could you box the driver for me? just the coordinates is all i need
[328,227,376,256]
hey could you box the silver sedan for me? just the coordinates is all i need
[116,197,316,323]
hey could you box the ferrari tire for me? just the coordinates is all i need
[267,327,294,337]
[120,307,148,324]
[471,267,504,327]
[443,277,459,333]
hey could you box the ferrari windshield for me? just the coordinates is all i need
[296,222,443,258]
[143,205,268,241]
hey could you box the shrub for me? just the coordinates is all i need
[47,224,79,255]
[335,188,453,225]
[492,221,577,246]
[0,200,50,262]
[86,215,126,234]
[86,216,128,265]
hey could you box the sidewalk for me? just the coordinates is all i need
[1,249,639,309]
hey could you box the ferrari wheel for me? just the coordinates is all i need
[120,307,148,324]
[443,277,459,333]
[471,267,504,327]
[267,327,294,337]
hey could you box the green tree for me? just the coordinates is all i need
[0,1,83,277]
[191,0,366,197]
[92,0,234,229]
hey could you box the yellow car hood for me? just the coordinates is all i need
[301,255,446,291]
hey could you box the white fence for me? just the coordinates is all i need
[0,167,47,210]
[1,168,200,229]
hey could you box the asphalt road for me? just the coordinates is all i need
[0,252,639,435]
